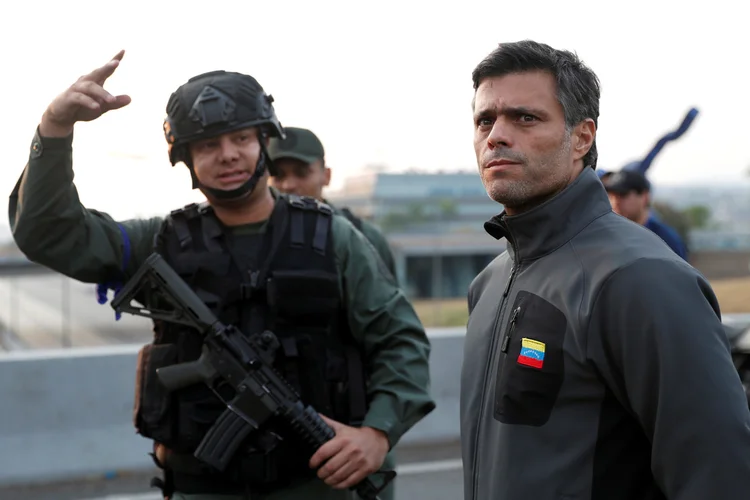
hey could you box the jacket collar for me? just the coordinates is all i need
[484,167,612,262]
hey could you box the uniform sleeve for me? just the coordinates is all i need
[8,128,163,284]
[332,215,436,447]
[587,257,750,498]
[359,220,399,284]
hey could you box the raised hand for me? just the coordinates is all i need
[40,50,132,137]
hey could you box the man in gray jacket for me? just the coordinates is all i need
[461,40,750,500]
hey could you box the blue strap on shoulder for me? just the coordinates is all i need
[95,223,132,321]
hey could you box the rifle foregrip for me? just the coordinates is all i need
[287,404,336,449]
[286,405,393,500]
[194,408,254,472]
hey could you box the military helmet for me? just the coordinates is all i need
[163,70,285,166]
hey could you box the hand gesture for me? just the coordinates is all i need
[308,414,390,490]
[40,50,131,137]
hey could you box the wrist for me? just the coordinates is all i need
[363,426,390,450]
[39,111,74,138]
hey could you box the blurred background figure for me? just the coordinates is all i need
[602,169,688,260]
[598,107,698,260]
[267,127,398,281]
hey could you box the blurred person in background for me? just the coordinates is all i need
[267,127,398,283]
[602,169,688,260]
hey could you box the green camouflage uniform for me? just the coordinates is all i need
[9,129,436,500]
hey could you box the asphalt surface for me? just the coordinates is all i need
[0,274,153,350]
[0,440,464,500]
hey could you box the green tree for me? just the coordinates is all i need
[652,201,691,244]
[682,205,712,229]
[651,202,713,252]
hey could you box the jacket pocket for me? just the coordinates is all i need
[133,343,179,444]
[493,290,566,426]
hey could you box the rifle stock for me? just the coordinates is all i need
[112,252,395,500]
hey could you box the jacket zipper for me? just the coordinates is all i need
[500,306,521,353]
[471,227,520,500]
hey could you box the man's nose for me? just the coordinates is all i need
[279,177,298,192]
[488,119,513,149]
[218,137,240,161]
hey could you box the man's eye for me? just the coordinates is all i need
[477,118,493,127]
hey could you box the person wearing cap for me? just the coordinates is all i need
[267,127,398,283]
[602,169,689,260]
[267,127,401,500]
[8,51,435,500]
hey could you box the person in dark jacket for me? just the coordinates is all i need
[461,39,750,500]
[602,169,689,260]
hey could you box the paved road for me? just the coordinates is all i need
[0,274,153,350]
[0,441,464,500]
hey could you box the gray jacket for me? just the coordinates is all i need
[460,167,750,500]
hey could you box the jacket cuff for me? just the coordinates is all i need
[30,126,73,159]
[362,402,400,450]
[362,393,428,450]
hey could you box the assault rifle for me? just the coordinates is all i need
[110,252,395,500]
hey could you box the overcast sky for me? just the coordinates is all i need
[0,0,746,221]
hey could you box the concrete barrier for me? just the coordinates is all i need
[2,316,749,489]
[0,329,466,487]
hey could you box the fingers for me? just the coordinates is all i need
[316,446,353,482]
[309,437,344,470]
[319,451,369,489]
[110,94,132,110]
[331,467,368,490]
[73,80,116,106]
[320,414,346,433]
[85,49,126,85]
[71,91,101,111]
[68,80,131,114]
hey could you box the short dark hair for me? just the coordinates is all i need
[472,40,601,169]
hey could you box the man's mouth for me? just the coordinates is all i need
[485,159,521,171]
[218,170,250,183]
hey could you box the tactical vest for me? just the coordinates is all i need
[132,194,368,493]
[338,207,364,232]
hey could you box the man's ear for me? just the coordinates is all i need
[573,118,596,162]
[321,158,331,187]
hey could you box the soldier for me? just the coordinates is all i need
[267,127,398,281]
[267,127,400,500]
[9,51,435,500]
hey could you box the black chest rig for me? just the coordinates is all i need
[133,194,368,493]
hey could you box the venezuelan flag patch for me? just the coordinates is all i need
[517,338,545,369]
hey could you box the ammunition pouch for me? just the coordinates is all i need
[134,343,179,444]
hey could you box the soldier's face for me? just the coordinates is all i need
[473,70,595,215]
[189,127,264,191]
[269,159,330,199]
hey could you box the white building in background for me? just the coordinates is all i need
[326,171,506,299]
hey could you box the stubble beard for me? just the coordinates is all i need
[484,135,573,214]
